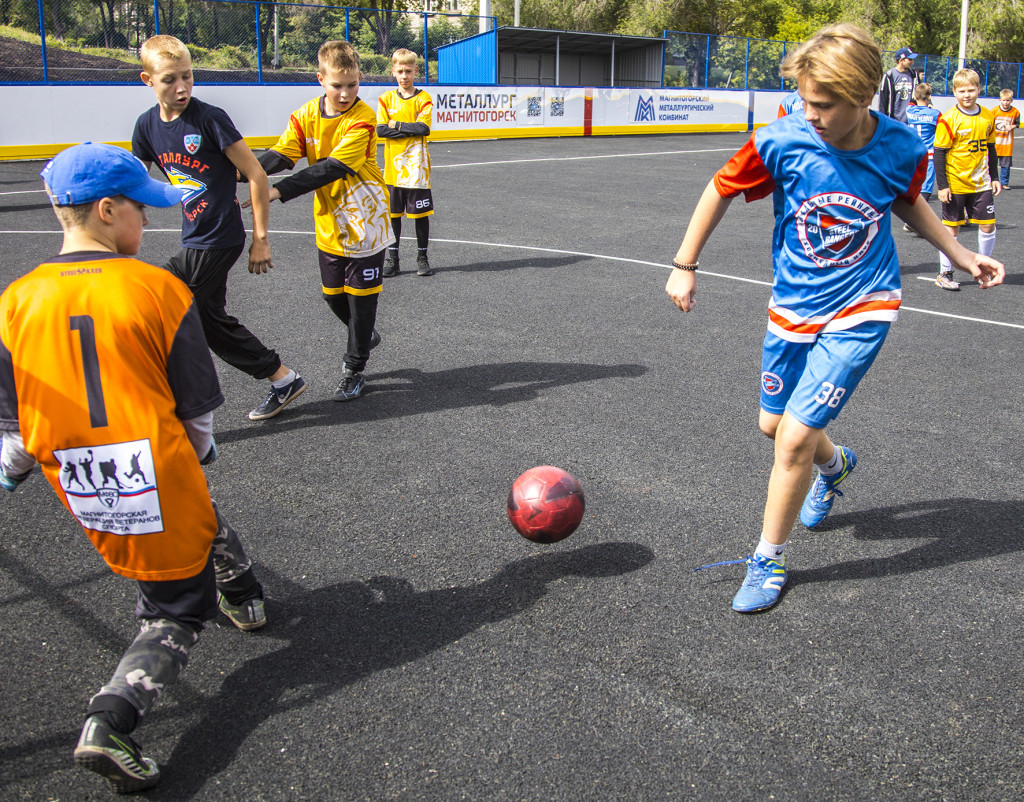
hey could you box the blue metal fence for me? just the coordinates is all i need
[664,30,1023,98]
[0,0,491,84]
[3,4,1023,95]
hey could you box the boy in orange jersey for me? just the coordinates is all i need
[0,143,266,793]
[377,48,436,277]
[253,40,394,401]
[993,88,1020,189]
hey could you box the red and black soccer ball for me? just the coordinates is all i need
[507,465,585,543]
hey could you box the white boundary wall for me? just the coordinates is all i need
[0,84,960,160]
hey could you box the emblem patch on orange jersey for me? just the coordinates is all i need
[54,439,163,535]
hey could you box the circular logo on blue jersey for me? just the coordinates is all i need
[762,371,783,396]
[796,193,882,268]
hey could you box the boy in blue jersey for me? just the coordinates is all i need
[906,83,940,201]
[666,24,1004,614]
[133,35,305,421]
[902,82,941,235]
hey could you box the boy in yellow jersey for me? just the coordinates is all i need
[0,143,266,793]
[254,40,393,401]
[377,48,435,277]
[933,68,1001,290]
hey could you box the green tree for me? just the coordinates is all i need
[488,0,629,33]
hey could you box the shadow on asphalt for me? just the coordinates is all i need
[215,361,648,444]
[797,497,1024,584]
[157,541,655,797]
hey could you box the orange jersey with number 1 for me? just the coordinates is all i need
[0,254,221,581]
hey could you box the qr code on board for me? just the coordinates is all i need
[550,97,565,117]
[527,96,542,117]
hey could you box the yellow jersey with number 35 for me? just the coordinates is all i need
[935,105,997,194]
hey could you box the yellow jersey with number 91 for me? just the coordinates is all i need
[270,96,393,258]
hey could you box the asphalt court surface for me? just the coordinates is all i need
[1,131,1024,800]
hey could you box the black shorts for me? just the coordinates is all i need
[317,249,385,295]
[135,550,217,631]
[942,190,995,226]
[388,186,434,218]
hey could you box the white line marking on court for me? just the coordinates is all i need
[0,147,736,193]
[436,148,738,169]
[0,189,48,196]
[0,228,1019,330]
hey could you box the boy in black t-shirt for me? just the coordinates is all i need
[133,35,305,421]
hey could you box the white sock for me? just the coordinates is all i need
[939,250,952,275]
[978,228,996,258]
[755,535,786,561]
[271,369,297,389]
[816,445,843,476]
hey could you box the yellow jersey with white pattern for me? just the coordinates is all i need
[271,96,393,257]
[377,89,433,189]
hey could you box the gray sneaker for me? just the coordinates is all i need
[382,255,400,277]
[333,366,365,401]
[416,255,434,276]
[74,715,160,793]
[218,592,266,631]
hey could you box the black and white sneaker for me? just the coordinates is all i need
[248,374,307,421]
[416,255,433,276]
[74,715,160,793]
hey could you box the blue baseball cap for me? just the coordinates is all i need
[41,142,185,207]
[895,47,919,60]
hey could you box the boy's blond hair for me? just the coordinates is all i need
[318,40,360,73]
[1000,88,1014,100]
[140,35,190,73]
[951,68,980,89]
[914,82,932,103]
[392,48,417,67]
[780,23,882,107]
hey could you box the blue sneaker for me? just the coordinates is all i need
[800,446,857,529]
[732,553,787,613]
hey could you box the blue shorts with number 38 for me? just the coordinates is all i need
[759,320,891,429]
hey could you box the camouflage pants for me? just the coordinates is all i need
[88,503,259,728]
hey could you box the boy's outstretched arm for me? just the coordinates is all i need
[225,141,273,275]
[893,196,1005,287]
[666,179,734,312]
